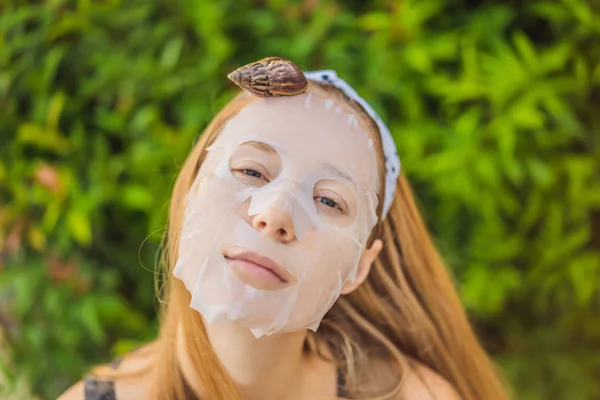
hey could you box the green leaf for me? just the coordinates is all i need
[79,297,104,343]
[66,210,92,246]
[568,252,600,306]
[120,185,154,210]
[513,31,537,69]
[358,12,390,31]
[159,37,184,71]
[46,92,66,131]
[17,124,72,154]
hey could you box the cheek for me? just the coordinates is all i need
[302,229,361,284]
[184,176,242,234]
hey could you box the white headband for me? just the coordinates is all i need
[304,70,401,218]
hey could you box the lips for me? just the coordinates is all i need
[221,244,296,290]
[228,251,287,281]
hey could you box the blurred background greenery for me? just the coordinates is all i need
[0,0,599,399]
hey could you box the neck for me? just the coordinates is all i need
[178,320,309,400]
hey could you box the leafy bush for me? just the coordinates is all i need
[0,0,598,399]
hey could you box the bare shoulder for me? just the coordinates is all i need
[402,363,461,400]
[113,354,152,399]
[57,346,153,400]
[57,380,85,400]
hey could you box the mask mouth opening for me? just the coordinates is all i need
[220,243,298,292]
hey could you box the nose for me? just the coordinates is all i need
[251,207,296,243]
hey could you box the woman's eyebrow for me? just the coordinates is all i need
[324,163,356,188]
[243,141,277,153]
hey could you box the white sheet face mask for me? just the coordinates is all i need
[174,93,380,337]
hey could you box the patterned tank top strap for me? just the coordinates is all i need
[83,377,117,400]
[337,366,351,398]
[83,357,122,400]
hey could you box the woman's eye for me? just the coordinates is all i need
[242,169,263,179]
[315,196,340,210]
[230,165,270,186]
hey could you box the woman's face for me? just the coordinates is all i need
[174,92,380,337]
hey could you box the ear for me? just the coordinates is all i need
[341,239,383,295]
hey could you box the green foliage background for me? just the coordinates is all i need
[1,0,599,399]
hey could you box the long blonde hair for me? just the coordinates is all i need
[99,82,509,400]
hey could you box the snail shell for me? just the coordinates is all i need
[227,57,309,98]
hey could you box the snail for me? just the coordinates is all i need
[227,57,309,98]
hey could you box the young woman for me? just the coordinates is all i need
[60,57,510,400]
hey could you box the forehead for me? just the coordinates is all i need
[215,93,379,188]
